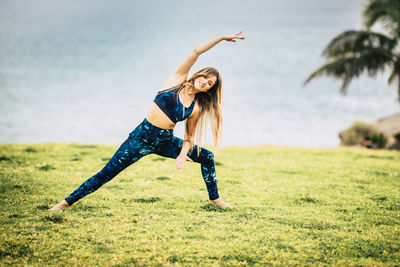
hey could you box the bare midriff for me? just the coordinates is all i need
[145,102,176,130]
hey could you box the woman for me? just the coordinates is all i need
[50,31,245,211]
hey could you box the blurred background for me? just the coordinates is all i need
[1,0,398,147]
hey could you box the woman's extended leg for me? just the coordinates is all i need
[156,136,230,207]
[49,135,152,210]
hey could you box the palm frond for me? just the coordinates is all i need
[364,0,400,37]
[388,57,400,84]
[304,58,352,85]
[322,30,396,59]
[304,57,358,95]
[388,69,398,84]
[305,48,393,95]
[357,47,393,75]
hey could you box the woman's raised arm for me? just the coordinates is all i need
[161,31,245,90]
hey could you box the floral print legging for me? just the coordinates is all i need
[64,119,219,206]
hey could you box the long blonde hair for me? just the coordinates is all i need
[183,67,223,151]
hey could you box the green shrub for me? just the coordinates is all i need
[340,121,380,146]
[394,132,400,143]
[371,133,388,148]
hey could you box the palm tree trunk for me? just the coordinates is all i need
[396,58,400,103]
[398,74,400,103]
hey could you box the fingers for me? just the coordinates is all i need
[235,30,245,38]
[176,160,184,170]
[176,155,193,170]
[228,31,245,41]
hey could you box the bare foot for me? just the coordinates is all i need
[48,200,70,211]
[209,198,233,208]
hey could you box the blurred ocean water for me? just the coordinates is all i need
[0,0,398,147]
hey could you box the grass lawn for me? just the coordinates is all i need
[0,143,399,266]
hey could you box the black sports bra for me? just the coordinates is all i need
[153,85,195,124]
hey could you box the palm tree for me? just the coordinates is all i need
[304,0,400,102]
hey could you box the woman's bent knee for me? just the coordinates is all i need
[201,149,214,166]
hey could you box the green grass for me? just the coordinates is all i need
[0,143,399,266]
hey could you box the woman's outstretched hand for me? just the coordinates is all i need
[223,30,245,42]
[176,154,193,170]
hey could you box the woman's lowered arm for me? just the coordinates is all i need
[175,106,200,170]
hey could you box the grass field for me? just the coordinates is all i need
[0,143,399,266]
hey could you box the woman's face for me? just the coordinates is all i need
[194,74,217,92]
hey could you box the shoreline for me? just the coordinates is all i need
[1,143,399,153]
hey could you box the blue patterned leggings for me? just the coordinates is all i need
[64,119,219,205]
